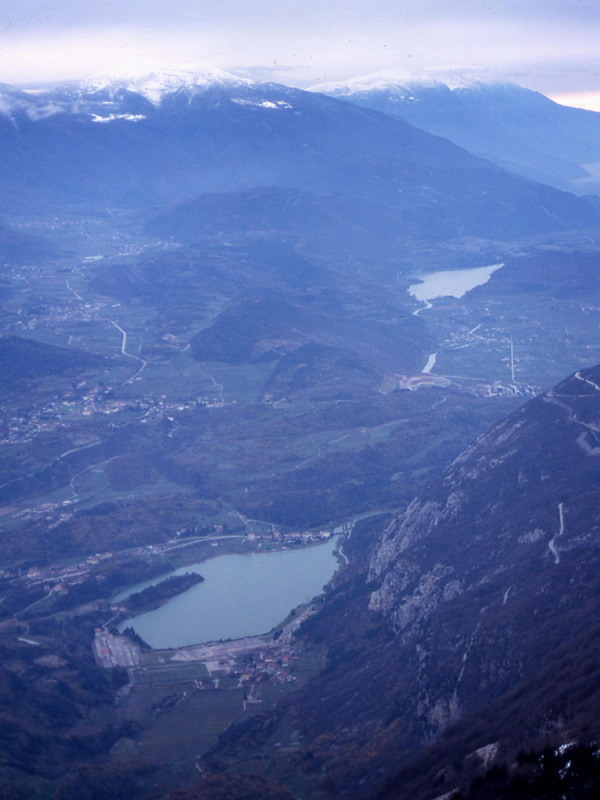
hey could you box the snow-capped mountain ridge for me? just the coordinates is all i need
[0,62,599,242]
[311,69,514,95]
[82,64,253,105]
[312,71,600,196]
[0,64,255,119]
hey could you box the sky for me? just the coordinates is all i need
[1,0,600,108]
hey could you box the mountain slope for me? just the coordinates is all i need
[312,74,600,195]
[226,363,600,798]
[0,219,51,261]
[0,335,106,387]
[144,187,426,259]
[365,364,600,791]
[0,71,599,240]
[189,295,425,373]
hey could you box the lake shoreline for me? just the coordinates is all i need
[116,535,341,649]
[408,262,504,303]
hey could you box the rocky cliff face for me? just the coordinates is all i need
[366,364,600,741]
[205,365,600,799]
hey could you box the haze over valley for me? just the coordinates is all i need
[2,54,600,800]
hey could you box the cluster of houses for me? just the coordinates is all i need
[253,529,331,546]
[24,550,115,586]
[238,644,298,686]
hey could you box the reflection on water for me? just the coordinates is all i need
[117,538,339,649]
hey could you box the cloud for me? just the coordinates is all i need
[0,0,598,94]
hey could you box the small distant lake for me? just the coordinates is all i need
[408,263,503,302]
[116,538,339,649]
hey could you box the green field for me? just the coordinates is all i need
[133,686,246,763]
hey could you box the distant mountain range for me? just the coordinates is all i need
[313,72,600,196]
[5,64,600,800]
[0,67,598,242]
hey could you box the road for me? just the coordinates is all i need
[198,365,225,403]
[69,454,121,498]
[545,391,600,456]
[337,541,349,566]
[65,279,86,302]
[59,439,104,461]
[0,411,146,495]
[109,320,148,383]
[0,438,99,492]
[67,275,148,385]
[413,298,432,316]
[544,393,600,434]
[14,585,57,619]
[509,336,516,382]
[575,371,600,392]
[156,534,246,554]
[548,502,565,565]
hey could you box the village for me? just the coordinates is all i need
[0,377,229,449]
[93,604,312,694]
[2,523,334,599]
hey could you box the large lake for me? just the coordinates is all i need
[116,538,339,649]
[408,263,503,302]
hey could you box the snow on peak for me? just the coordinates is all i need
[311,69,503,96]
[311,70,441,95]
[84,63,252,105]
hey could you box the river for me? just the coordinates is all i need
[408,262,504,303]
[116,537,339,649]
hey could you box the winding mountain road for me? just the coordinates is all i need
[548,502,565,565]
[575,371,600,392]
[413,298,433,316]
[543,393,600,434]
[337,541,349,566]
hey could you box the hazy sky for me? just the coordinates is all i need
[1,0,599,107]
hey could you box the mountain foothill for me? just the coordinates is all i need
[2,66,600,800]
